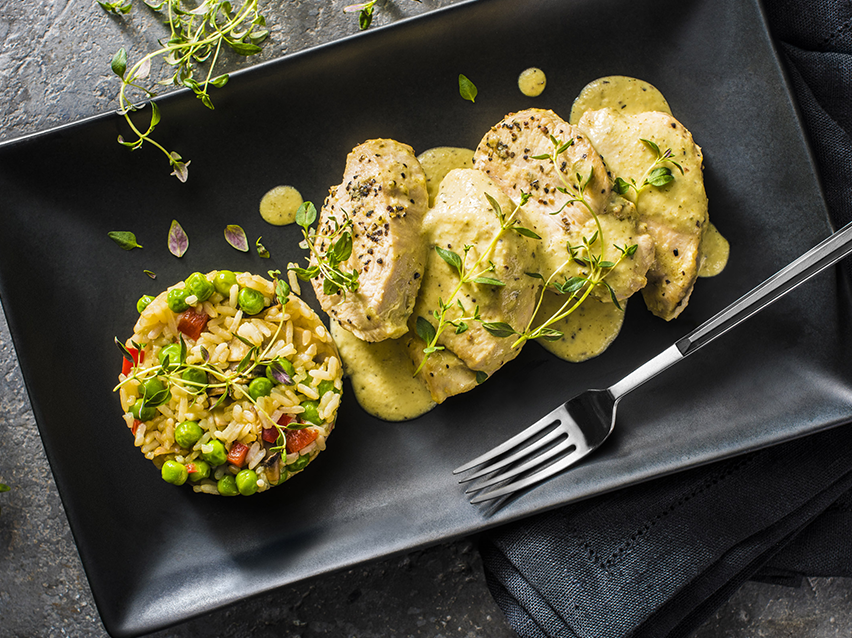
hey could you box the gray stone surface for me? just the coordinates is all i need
[1,1,851,637]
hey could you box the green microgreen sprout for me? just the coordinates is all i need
[343,1,377,29]
[613,138,684,197]
[343,0,422,30]
[256,237,270,258]
[99,0,133,14]
[106,0,269,181]
[288,202,360,297]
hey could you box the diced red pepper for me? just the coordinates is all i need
[121,347,144,376]
[177,309,209,341]
[261,428,279,443]
[131,419,141,436]
[286,428,318,455]
[276,414,294,427]
[227,441,249,467]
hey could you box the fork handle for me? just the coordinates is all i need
[608,220,852,401]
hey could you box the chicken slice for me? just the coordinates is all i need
[577,108,708,320]
[473,108,655,303]
[403,333,479,404]
[406,169,541,401]
[311,139,429,341]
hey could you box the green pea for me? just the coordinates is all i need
[181,368,207,389]
[174,421,203,448]
[317,379,340,396]
[129,399,157,421]
[287,454,311,472]
[141,377,170,407]
[158,343,182,367]
[167,287,191,313]
[213,270,238,295]
[248,377,273,400]
[238,287,265,315]
[188,460,211,482]
[185,272,215,303]
[266,358,296,385]
[201,439,227,466]
[161,460,188,486]
[217,474,239,496]
[301,399,321,425]
[235,469,258,496]
[137,295,155,314]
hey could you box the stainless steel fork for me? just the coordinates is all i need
[455,220,852,504]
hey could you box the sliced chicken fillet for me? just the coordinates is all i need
[577,108,708,320]
[404,333,478,404]
[408,169,540,391]
[473,108,655,303]
[311,139,429,341]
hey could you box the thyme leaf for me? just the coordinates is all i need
[436,247,464,276]
[458,74,478,103]
[108,230,142,250]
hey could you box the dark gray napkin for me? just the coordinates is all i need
[480,1,852,636]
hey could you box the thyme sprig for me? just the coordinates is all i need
[107,0,268,181]
[289,202,360,297]
[495,134,638,348]
[613,138,684,197]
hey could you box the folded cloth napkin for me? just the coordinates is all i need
[480,1,852,636]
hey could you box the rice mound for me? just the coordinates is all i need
[116,271,342,495]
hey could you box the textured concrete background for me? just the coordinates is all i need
[2,1,852,637]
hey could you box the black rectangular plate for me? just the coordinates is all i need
[2,0,851,635]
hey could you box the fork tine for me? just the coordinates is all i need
[465,436,576,493]
[453,410,562,474]
[469,444,593,504]
[457,427,564,484]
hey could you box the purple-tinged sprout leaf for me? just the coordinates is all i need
[169,152,190,182]
[168,219,189,257]
[224,224,249,252]
[267,361,293,386]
